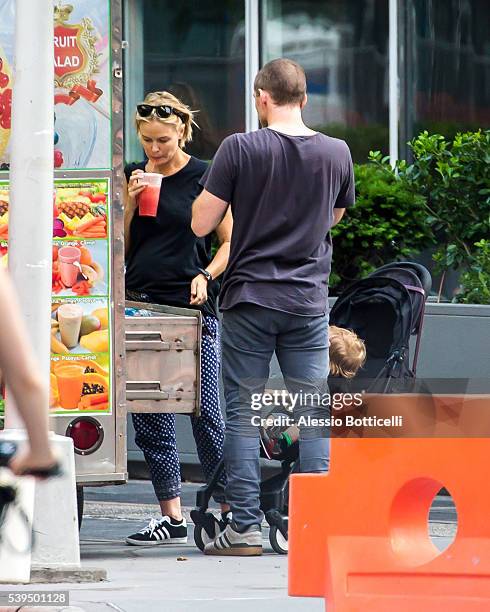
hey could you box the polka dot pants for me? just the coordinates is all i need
[132,315,226,502]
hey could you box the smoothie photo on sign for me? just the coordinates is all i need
[52,241,107,296]
[51,299,109,355]
[50,357,110,413]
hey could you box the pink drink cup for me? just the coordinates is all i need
[137,172,163,217]
[58,246,81,287]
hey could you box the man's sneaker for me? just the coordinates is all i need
[126,516,188,546]
[204,522,262,556]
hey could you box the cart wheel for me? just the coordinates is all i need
[76,485,84,530]
[193,515,222,551]
[269,525,288,555]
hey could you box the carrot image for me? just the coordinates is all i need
[79,226,106,234]
[78,401,109,411]
[78,233,106,239]
[79,392,109,408]
[76,217,105,233]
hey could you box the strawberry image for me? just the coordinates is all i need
[0,46,12,161]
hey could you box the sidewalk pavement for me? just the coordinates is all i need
[0,480,457,612]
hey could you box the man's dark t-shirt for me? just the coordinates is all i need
[125,157,219,318]
[201,128,355,316]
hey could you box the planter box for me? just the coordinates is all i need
[413,303,490,379]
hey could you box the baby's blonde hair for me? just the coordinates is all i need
[329,326,366,379]
[135,91,197,149]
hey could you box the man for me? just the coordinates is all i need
[192,58,354,555]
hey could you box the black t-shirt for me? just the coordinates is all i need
[125,157,218,318]
[201,128,355,316]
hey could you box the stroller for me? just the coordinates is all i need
[329,261,432,392]
[191,415,297,555]
[191,261,431,554]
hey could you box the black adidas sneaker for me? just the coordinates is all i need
[126,516,188,546]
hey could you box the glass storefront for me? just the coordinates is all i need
[261,0,390,163]
[401,0,490,156]
[124,0,245,162]
[123,0,489,164]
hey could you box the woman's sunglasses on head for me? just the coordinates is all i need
[137,104,186,122]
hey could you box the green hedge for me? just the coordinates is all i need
[330,157,433,293]
[331,130,490,303]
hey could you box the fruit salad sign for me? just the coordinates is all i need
[0,178,112,415]
[0,0,111,169]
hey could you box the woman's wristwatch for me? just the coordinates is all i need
[198,268,213,282]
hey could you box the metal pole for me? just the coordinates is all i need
[1,0,81,575]
[245,0,260,132]
[389,0,399,167]
[5,0,53,428]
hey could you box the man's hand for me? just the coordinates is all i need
[190,274,209,305]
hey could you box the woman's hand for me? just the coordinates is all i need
[190,274,208,305]
[127,169,147,206]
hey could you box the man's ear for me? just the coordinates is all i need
[300,93,308,109]
[259,88,269,106]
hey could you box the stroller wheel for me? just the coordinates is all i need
[269,524,288,555]
[191,511,222,551]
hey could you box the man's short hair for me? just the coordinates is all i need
[254,58,306,106]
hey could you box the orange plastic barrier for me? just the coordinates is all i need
[288,394,490,611]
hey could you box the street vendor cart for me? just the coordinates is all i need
[0,0,203,522]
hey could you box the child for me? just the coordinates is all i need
[329,325,366,378]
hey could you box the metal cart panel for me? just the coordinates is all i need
[124,302,201,416]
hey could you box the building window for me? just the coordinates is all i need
[261,0,390,163]
[124,0,246,162]
[401,0,490,157]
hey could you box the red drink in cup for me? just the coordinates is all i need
[138,172,163,217]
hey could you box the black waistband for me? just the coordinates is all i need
[125,289,154,303]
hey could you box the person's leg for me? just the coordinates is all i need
[221,304,276,531]
[132,412,183,511]
[126,412,187,545]
[0,266,55,474]
[190,316,229,513]
[275,313,330,473]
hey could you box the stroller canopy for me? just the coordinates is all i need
[330,262,431,383]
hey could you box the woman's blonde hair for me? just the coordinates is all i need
[135,91,197,148]
[329,326,366,379]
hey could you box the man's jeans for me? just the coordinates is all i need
[221,303,330,530]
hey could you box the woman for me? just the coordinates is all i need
[123,91,231,546]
